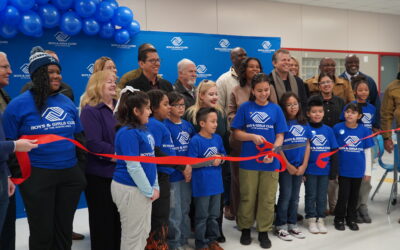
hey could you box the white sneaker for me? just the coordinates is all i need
[275,229,294,241]
[288,227,306,239]
[307,218,319,234]
[317,218,328,234]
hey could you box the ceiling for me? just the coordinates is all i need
[269,0,400,16]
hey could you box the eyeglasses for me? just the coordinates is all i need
[286,103,299,108]
[0,65,11,70]
[171,104,185,108]
[146,58,161,64]
[319,80,333,85]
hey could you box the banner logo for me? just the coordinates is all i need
[196,64,212,78]
[48,31,77,47]
[20,63,29,74]
[312,135,327,146]
[111,39,136,49]
[55,32,70,42]
[251,112,270,123]
[177,131,190,145]
[215,38,232,52]
[204,147,218,157]
[344,136,361,147]
[258,40,275,53]
[13,63,30,80]
[81,63,94,78]
[42,107,67,122]
[290,125,305,137]
[166,36,188,51]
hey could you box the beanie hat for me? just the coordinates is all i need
[28,46,61,76]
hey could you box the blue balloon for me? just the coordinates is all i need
[38,4,60,28]
[112,6,132,27]
[0,23,18,38]
[0,6,21,26]
[0,0,7,12]
[19,10,42,37]
[74,0,96,18]
[82,18,99,35]
[51,0,73,10]
[104,0,118,10]
[35,0,49,4]
[95,1,114,22]
[98,21,113,39]
[114,29,129,44]
[125,20,140,37]
[10,0,35,11]
[60,11,81,35]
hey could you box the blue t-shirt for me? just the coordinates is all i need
[230,101,288,171]
[147,117,176,175]
[305,124,338,176]
[164,118,195,182]
[340,101,377,130]
[333,122,374,178]
[3,91,82,169]
[113,126,157,187]
[283,120,312,167]
[187,133,226,197]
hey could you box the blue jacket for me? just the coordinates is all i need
[0,112,14,173]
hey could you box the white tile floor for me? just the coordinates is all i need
[15,153,400,250]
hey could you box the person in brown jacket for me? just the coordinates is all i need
[305,57,354,104]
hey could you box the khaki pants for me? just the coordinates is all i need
[111,181,152,250]
[237,168,279,232]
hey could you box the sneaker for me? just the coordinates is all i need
[274,229,293,241]
[334,220,345,231]
[288,227,306,239]
[209,241,224,250]
[240,229,252,245]
[346,221,359,231]
[316,218,328,234]
[356,211,364,224]
[258,232,271,249]
[307,218,319,234]
[217,235,226,243]
[359,205,372,223]
[297,213,304,222]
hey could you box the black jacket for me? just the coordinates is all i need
[173,79,196,108]
[126,72,173,93]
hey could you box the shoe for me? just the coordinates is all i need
[334,220,345,231]
[258,232,271,249]
[223,206,235,221]
[358,205,372,223]
[288,227,306,239]
[307,218,319,234]
[355,211,364,224]
[209,241,224,250]
[216,235,226,243]
[72,232,84,240]
[240,229,252,245]
[316,218,328,234]
[297,213,304,221]
[274,229,293,241]
[346,221,359,231]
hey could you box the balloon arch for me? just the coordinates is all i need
[0,0,140,44]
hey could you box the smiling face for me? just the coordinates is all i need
[320,58,336,77]
[103,60,117,74]
[140,51,160,77]
[318,75,334,96]
[47,64,62,92]
[307,106,324,123]
[345,55,359,76]
[135,101,152,125]
[252,81,270,105]
[245,59,261,82]
[200,86,219,108]
[289,58,299,76]
[273,52,291,74]
[200,111,218,135]
[102,73,117,100]
[0,54,12,87]
[285,96,299,119]
[355,82,369,102]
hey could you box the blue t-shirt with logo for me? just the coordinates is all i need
[3,91,82,169]
[147,117,176,175]
[305,124,338,176]
[283,120,312,167]
[340,101,377,130]
[113,126,157,187]
[333,122,374,178]
[187,133,226,197]
[231,101,288,171]
[164,118,195,182]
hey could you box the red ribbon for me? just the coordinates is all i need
[12,135,286,184]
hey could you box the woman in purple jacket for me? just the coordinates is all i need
[80,70,120,250]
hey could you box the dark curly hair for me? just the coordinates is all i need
[115,91,150,129]
[30,66,51,112]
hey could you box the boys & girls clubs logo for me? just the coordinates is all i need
[214,39,232,52]
[166,37,188,51]
[257,40,276,53]
[48,31,77,47]
[196,64,212,78]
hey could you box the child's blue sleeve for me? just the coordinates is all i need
[329,128,339,149]
[274,106,288,134]
[231,104,245,129]
[363,128,375,149]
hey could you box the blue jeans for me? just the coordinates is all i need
[168,180,192,249]
[304,174,329,219]
[275,171,303,228]
[194,194,221,249]
[0,168,9,235]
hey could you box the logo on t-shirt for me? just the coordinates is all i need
[250,112,270,123]
[361,113,372,124]
[42,107,67,122]
[177,131,190,145]
[147,134,155,150]
[344,135,361,147]
[204,147,218,158]
[290,125,305,137]
[312,134,327,146]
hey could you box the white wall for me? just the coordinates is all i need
[119,0,400,53]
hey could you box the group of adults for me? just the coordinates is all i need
[0,41,399,250]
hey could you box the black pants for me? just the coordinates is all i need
[85,174,120,250]
[0,194,15,250]
[20,166,86,250]
[334,176,362,223]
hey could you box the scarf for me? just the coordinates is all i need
[272,69,298,99]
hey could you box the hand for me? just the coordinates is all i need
[263,154,273,164]
[296,165,306,176]
[252,134,266,146]
[8,178,15,197]
[287,164,298,175]
[183,165,192,182]
[384,139,394,153]
[150,188,160,201]
[364,175,371,181]
[213,155,222,166]
[15,139,38,152]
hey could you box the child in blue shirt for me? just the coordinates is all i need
[334,103,374,231]
[231,73,287,249]
[275,92,311,241]
[187,107,226,250]
[304,96,338,234]
[111,88,159,250]
[164,91,195,250]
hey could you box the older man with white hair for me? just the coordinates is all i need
[173,58,197,108]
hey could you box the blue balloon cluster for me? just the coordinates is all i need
[0,0,141,43]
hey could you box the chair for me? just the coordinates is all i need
[370,135,400,214]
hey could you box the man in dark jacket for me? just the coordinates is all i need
[173,58,197,108]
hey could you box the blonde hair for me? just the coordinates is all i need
[186,79,223,124]
[80,71,119,109]
[93,56,114,73]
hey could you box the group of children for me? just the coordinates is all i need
[110,72,377,250]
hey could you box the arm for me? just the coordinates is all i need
[126,160,154,198]
[346,81,355,103]
[279,151,298,175]
[264,133,284,163]
[233,129,265,145]
[296,140,311,176]
[364,147,372,181]
[380,88,395,152]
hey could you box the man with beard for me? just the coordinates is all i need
[174,59,197,108]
